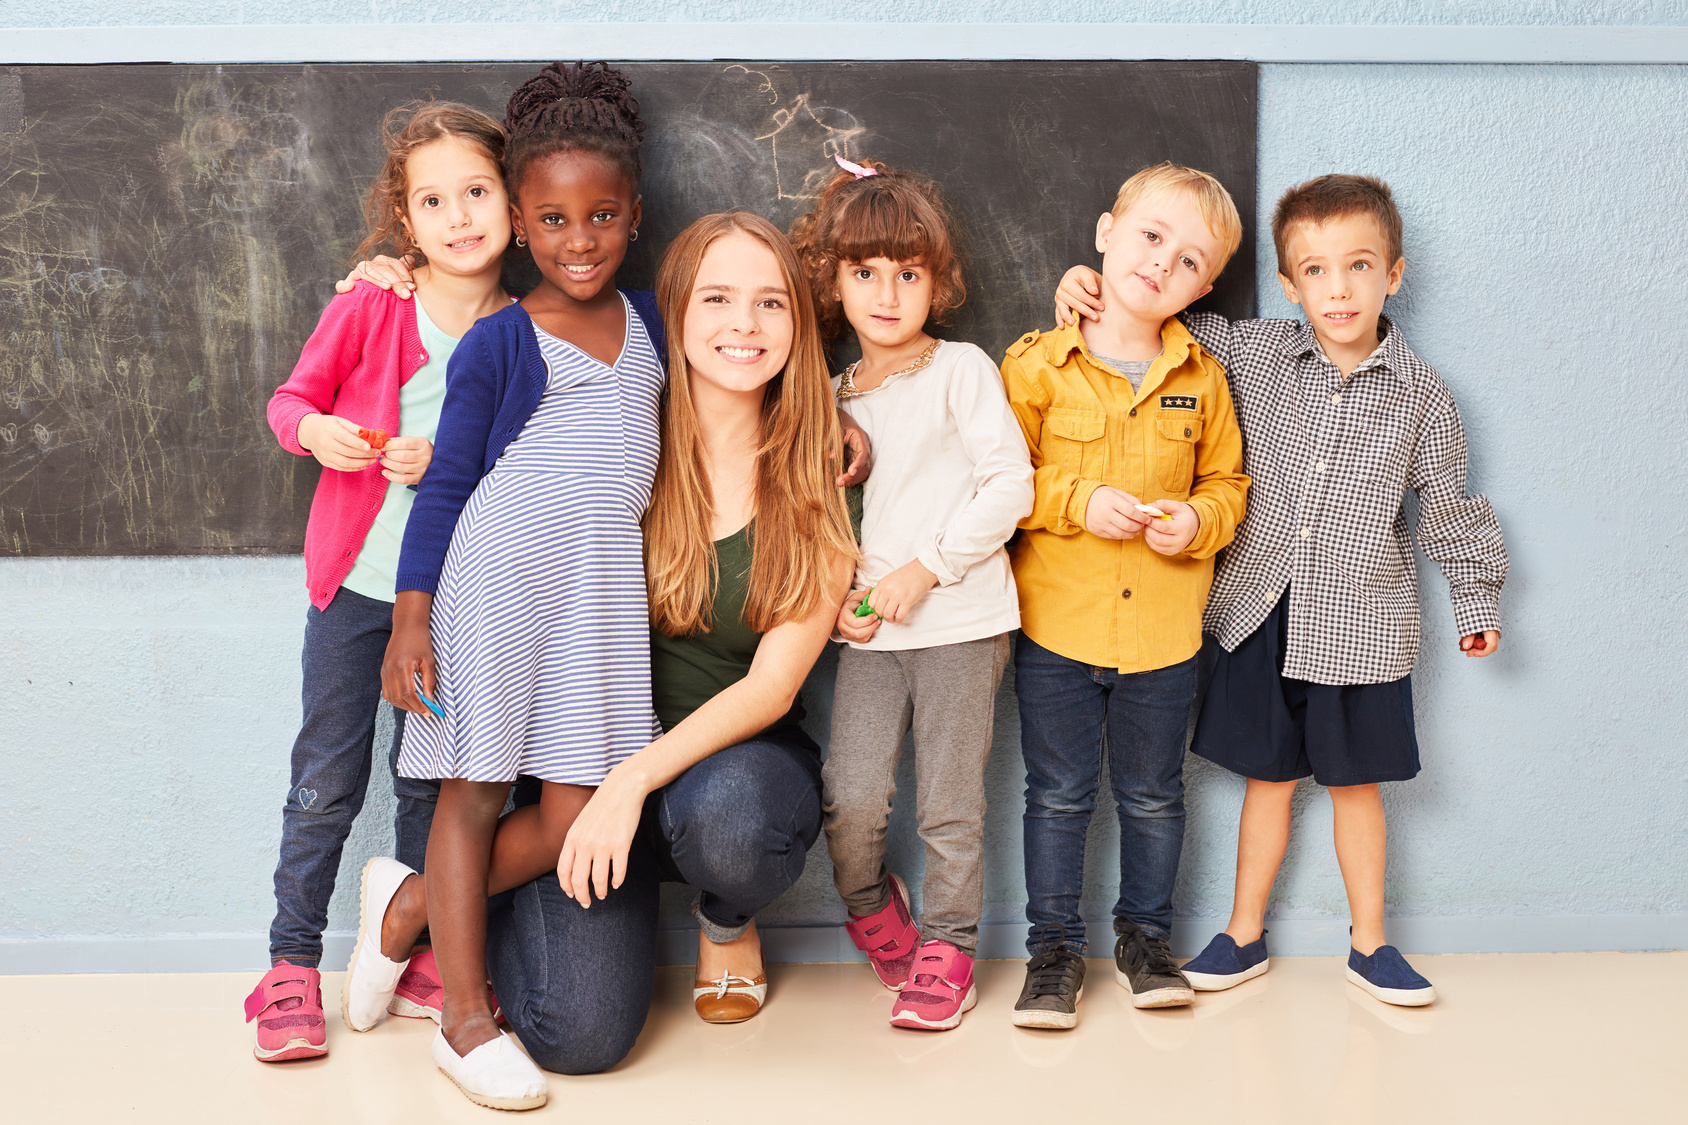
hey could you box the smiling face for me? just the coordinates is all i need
[681,231,796,401]
[1276,211,1405,354]
[511,150,641,303]
[835,256,934,351]
[1094,187,1225,325]
[400,135,510,277]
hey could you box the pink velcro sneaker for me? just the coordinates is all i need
[245,961,328,1061]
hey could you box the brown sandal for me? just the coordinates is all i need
[692,972,768,1024]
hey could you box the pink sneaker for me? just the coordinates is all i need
[245,961,328,1061]
[388,949,505,1025]
[890,941,977,1031]
[844,873,921,990]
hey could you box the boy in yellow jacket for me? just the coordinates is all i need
[1002,163,1248,1029]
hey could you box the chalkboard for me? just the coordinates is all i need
[0,61,1255,555]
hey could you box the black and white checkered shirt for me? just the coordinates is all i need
[1181,312,1508,685]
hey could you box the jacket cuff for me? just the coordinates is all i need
[915,542,963,587]
[394,572,440,597]
[1451,588,1502,637]
[1064,480,1103,535]
[1183,497,1222,559]
[274,404,316,456]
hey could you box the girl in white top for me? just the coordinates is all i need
[791,157,1033,1032]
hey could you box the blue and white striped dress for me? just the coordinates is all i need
[397,295,664,784]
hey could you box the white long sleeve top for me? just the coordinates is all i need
[835,339,1035,651]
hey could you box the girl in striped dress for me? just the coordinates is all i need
[344,63,661,1111]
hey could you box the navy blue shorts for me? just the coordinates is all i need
[1191,593,1420,787]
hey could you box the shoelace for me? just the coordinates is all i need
[704,972,758,999]
[1024,949,1082,998]
[1134,933,1181,977]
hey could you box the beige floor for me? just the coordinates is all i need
[2,954,1684,1123]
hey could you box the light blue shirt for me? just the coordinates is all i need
[340,297,455,603]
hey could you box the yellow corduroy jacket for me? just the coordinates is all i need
[1002,317,1249,673]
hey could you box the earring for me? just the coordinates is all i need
[515,235,526,248]
[629,227,639,242]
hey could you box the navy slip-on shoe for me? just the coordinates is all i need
[1346,945,1436,1007]
[1182,932,1269,991]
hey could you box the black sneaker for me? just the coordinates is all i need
[1113,921,1194,1008]
[1011,945,1087,1030]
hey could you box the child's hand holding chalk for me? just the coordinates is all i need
[296,413,383,473]
[837,587,881,643]
[1142,498,1202,557]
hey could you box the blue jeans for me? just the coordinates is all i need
[269,587,441,965]
[1016,634,1196,954]
[486,728,821,1074]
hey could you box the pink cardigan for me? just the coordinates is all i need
[268,282,428,610]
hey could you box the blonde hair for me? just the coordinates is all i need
[644,210,857,637]
[1110,162,1244,279]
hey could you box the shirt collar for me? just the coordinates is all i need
[1051,316,1198,373]
[1282,315,1411,385]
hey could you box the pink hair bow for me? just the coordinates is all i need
[834,154,879,179]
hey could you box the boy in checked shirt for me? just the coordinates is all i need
[1056,174,1508,1006]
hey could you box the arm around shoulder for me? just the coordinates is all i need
[393,323,503,595]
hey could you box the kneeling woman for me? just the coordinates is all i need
[494,209,854,1070]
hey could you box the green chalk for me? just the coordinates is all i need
[853,588,878,618]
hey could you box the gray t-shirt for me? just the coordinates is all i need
[1093,353,1155,392]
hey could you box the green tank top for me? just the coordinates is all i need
[649,524,805,734]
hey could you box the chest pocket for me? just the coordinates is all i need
[1154,412,1204,493]
[1043,408,1107,478]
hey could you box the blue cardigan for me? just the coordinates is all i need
[395,289,665,596]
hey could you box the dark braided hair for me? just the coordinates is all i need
[503,61,645,198]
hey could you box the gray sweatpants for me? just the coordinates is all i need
[821,633,1011,956]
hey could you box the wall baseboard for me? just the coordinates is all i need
[5,23,1688,66]
[6,914,1681,974]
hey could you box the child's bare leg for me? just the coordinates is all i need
[1223,778,1297,944]
[1329,783,1387,955]
[380,782,596,959]
[427,778,508,1057]
[486,781,596,894]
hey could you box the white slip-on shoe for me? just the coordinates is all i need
[432,1028,549,1111]
[341,856,415,1032]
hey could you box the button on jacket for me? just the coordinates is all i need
[1002,318,1249,673]
[1182,312,1508,685]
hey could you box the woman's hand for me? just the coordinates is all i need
[297,414,382,473]
[379,436,433,486]
[380,592,437,713]
[557,763,651,907]
[836,588,880,643]
[836,408,873,487]
[1054,265,1105,328]
[334,253,418,298]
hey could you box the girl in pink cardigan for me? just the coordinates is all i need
[245,101,513,1065]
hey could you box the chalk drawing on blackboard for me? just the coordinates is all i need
[725,66,866,201]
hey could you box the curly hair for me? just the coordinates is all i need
[788,161,967,346]
[353,101,506,267]
[502,61,645,199]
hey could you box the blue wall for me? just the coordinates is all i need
[4,7,1685,971]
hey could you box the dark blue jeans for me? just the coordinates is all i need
[486,728,822,1075]
[1016,634,1196,954]
[269,587,441,965]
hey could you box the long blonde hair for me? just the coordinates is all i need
[645,210,857,637]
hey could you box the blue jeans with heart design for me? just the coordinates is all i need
[269,586,440,966]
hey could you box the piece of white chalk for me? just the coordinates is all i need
[1135,503,1170,519]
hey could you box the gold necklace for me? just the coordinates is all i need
[837,338,940,400]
